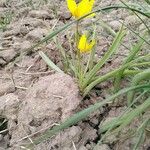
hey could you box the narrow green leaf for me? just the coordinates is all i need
[39,51,64,73]
[97,96,150,146]
[133,119,150,150]
[127,69,150,105]
[120,0,150,32]
[145,0,150,5]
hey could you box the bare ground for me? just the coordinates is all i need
[0,0,149,150]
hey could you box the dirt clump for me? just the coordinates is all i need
[0,93,19,120]
[94,144,111,150]
[0,76,15,96]
[0,49,17,66]
[9,73,81,148]
[29,10,53,19]
[26,28,48,42]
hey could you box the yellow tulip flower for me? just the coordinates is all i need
[78,34,95,53]
[66,0,95,18]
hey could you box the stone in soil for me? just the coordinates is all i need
[0,93,19,120]
[0,49,17,65]
[0,79,15,96]
[26,28,48,42]
[94,144,111,150]
[29,10,53,19]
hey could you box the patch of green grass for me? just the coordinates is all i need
[0,11,13,31]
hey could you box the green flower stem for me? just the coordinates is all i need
[75,21,84,89]
[75,21,80,74]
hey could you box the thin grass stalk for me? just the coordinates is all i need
[133,118,150,150]
[53,37,69,73]
[118,20,150,45]
[39,51,64,73]
[130,61,150,67]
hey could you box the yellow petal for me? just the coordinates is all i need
[82,40,95,53]
[66,0,77,16]
[74,0,95,18]
[78,34,87,51]
[89,0,95,9]
[77,0,91,18]
[87,0,95,16]
[78,34,95,53]
[88,40,95,50]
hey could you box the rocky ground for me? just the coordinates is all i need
[0,0,149,150]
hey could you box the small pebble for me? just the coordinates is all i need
[0,134,3,141]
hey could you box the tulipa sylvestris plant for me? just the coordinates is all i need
[65,0,97,92]
[39,0,127,94]
[24,1,150,149]
[39,0,149,97]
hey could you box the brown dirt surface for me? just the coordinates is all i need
[0,0,149,150]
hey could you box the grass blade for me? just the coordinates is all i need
[133,119,150,150]
[39,51,64,73]
[127,69,150,105]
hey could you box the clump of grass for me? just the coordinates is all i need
[0,11,13,31]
